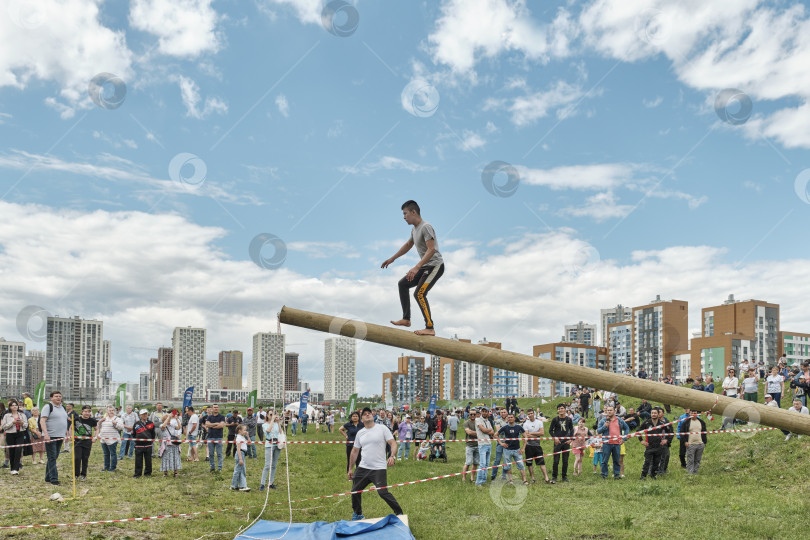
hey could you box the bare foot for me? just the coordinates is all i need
[414,328,435,336]
[391,319,411,327]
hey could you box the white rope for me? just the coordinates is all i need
[235,434,293,540]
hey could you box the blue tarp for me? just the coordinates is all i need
[236,514,415,540]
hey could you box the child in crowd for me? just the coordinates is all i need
[231,424,250,492]
[416,440,431,461]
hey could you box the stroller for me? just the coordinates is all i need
[428,432,447,462]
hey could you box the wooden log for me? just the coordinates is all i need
[278,306,810,436]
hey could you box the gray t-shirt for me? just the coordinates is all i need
[42,403,69,439]
[411,221,443,267]
[448,415,459,431]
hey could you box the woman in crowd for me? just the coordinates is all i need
[0,402,8,469]
[291,414,298,436]
[339,411,363,473]
[571,417,590,476]
[160,410,183,477]
[260,411,283,491]
[1,399,27,475]
[97,405,124,472]
[73,405,98,481]
[28,406,46,464]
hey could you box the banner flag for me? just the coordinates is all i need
[34,380,47,411]
[347,393,357,414]
[247,389,257,409]
[182,387,194,411]
[428,394,438,417]
[299,390,310,418]
[114,383,127,409]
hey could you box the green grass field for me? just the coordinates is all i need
[1,394,808,539]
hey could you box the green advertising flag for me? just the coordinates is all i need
[114,383,127,409]
[248,390,257,410]
[34,380,47,410]
[348,393,357,414]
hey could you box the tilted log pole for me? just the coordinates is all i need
[279,306,810,436]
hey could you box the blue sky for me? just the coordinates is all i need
[2,0,810,396]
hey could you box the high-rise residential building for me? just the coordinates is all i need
[380,355,425,403]
[564,322,596,346]
[24,350,45,395]
[252,332,285,400]
[205,360,219,392]
[149,357,158,400]
[600,305,633,347]
[284,353,299,392]
[423,367,432,401]
[324,337,356,401]
[691,295,777,377]
[138,372,149,400]
[433,338,501,401]
[0,338,26,398]
[155,347,173,400]
[533,342,609,397]
[607,320,633,375]
[429,355,441,398]
[172,327,206,399]
[218,350,243,389]
[778,331,810,367]
[518,372,534,397]
[671,350,692,384]
[632,296,688,380]
[45,316,105,400]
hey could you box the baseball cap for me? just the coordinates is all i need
[764,394,773,399]
[139,409,149,415]
[405,414,411,419]
[361,407,373,415]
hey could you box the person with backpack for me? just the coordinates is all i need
[73,405,98,481]
[40,391,68,485]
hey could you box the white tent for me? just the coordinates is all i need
[284,402,316,417]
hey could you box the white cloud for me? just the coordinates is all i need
[0,0,133,113]
[173,75,228,119]
[508,80,592,126]
[256,0,323,25]
[129,0,222,57]
[0,112,11,124]
[0,150,258,205]
[428,0,575,76]
[287,241,360,259]
[93,131,138,150]
[339,156,437,175]
[3,201,810,393]
[559,191,634,222]
[458,130,486,151]
[643,96,663,108]
[579,0,810,148]
[517,163,642,191]
[275,94,290,117]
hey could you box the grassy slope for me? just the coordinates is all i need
[1,392,807,539]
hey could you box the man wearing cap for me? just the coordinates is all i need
[785,399,809,441]
[132,409,156,478]
[348,407,402,521]
[790,374,808,408]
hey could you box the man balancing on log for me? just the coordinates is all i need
[381,200,445,336]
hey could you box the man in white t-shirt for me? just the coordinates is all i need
[522,409,550,483]
[256,406,266,443]
[186,407,199,462]
[765,367,785,407]
[348,407,403,521]
[475,408,495,487]
[784,399,809,441]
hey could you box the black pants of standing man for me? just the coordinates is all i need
[552,443,570,481]
[134,446,153,477]
[351,467,402,517]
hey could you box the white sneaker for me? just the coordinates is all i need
[10,470,19,475]
[785,434,792,441]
